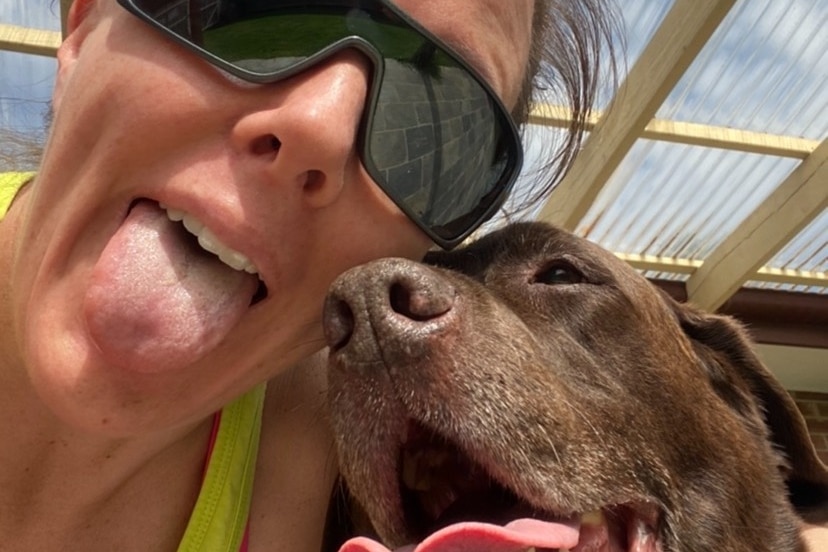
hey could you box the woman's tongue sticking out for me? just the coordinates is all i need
[83,201,259,374]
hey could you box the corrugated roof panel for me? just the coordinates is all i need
[657,0,828,139]
[617,0,674,62]
[766,210,828,273]
[576,139,800,258]
[744,209,827,294]
[0,1,59,134]
[642,271,688,283]
[743,280,827,294]
[594,0,674,107]
[0,2,61,29]
[0,49,55,133]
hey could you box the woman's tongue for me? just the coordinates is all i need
[83,201,259,373]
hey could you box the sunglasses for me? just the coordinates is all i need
[116,0,523,249]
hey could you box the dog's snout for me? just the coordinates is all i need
[323,259,457,355]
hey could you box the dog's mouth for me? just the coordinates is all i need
[395,420,661,552]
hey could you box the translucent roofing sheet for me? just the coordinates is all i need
[0,49,55,133]
[0,1,61,29]
[745,210,828,294]
[594,0,673,107]
[766,210,828,274]
[657,0,828,139]
[0,2,59,134]
[576,140,801,260]
[569,0,826,295]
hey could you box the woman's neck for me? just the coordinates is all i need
[0,351,212,549]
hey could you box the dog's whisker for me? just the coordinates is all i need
[557,395,608,451]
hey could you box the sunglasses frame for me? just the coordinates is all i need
[115,0,524,249]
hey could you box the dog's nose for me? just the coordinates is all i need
[323,258,456,353]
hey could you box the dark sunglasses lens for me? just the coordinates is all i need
[368,68,515,242]
[359,36,518,242]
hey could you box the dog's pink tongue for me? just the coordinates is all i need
[339,519,580,552]
[84,201,258,373]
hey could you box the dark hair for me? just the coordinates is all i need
[0,128,46,172]
[510,0,619,215]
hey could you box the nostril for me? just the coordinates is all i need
[389,282,413,318]
[388,280,455,322]
[324,298,356,352]
[251,134,281,156]
[303,169,325,194]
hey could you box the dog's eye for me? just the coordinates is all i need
[533,262,584,285]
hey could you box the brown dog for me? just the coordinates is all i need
[322,222,828,552]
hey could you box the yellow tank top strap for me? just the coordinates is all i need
[0,172,35,218]
[177,383,266,552]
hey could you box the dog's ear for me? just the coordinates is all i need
[666,294,828,523]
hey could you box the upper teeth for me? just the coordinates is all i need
[161,204,259,275]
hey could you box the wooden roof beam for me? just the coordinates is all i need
[529,103,819,159]
[537,0,737,230]
[0,23,61,57]
[686,138,828,311]
[615,253,827,289]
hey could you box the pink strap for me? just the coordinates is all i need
[203,411,222,477]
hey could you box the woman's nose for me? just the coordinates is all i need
[230,50,372,209]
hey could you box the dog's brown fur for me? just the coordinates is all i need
[323,222,828,551]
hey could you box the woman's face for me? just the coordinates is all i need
[8,0,534,434]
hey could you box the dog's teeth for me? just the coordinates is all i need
[402,448,452,492]
[402,450,429,490]
[426,449,450,468]
[580,509,605,526]
[419,485,458,521]
[631,518,657,548]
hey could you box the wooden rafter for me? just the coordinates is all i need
[686,138,828,311]
[0,24,61,57]
[616,253,827,289]
[529,104,819,159]
[536,0,737,230]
